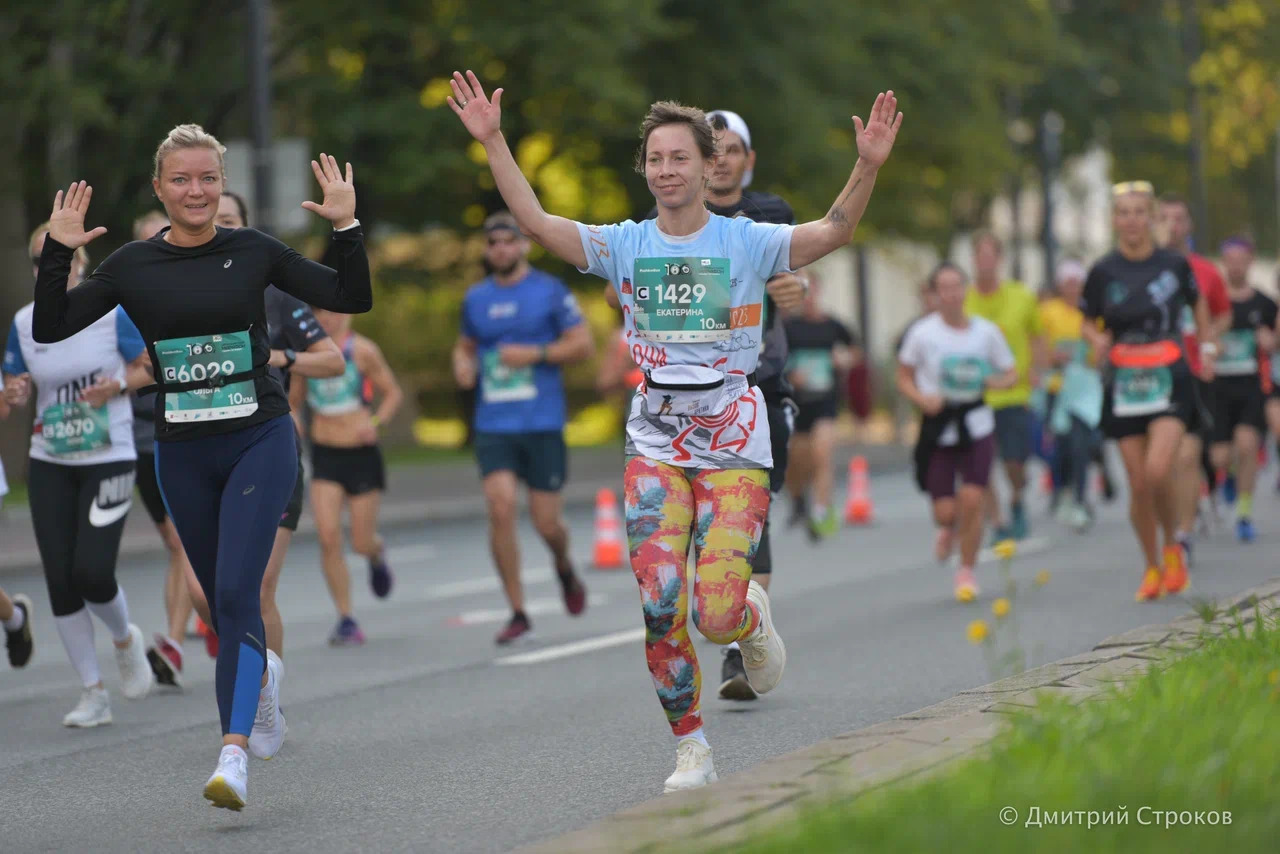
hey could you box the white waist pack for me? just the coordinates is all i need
[643,365,751,418]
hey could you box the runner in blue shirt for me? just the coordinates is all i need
[452,211,595,644]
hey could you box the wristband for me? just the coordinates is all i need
[282,348,297,370]
[540,345,550,364]
[1199,341,1218,356]
[370,414,381,428]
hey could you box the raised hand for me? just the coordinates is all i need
[300,154,357,229]
[853,91,904,169]
[447,70,503,143]
[47,181,108,250]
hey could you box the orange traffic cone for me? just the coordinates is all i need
[844,455,874,525]
[593,488,626,570]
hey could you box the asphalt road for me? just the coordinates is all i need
[1,459,1276,853]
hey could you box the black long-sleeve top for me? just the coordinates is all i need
[34,224,372,441]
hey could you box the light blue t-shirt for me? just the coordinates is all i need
[576,214,794,468]
[460,268,584,434]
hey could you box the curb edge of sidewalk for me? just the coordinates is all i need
[514,576,1280,854]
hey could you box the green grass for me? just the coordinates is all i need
[730,614,1280,854]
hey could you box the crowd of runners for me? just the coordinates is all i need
[0,65,1276,809]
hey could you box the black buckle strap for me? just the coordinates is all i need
[138,364,267,397]
[643,370,759,391]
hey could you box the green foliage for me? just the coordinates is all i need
[725,614,1280,853]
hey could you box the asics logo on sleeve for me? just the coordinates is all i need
[224,259,233,269]
[89,472,136,528]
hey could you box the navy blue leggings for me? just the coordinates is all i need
[155,415,297,736]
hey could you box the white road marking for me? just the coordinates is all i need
[424,568,552,602]
[450,594,607,626]
[494,628,646,666]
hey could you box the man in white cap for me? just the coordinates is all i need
[701,109,808,701]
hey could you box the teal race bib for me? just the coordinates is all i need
[307,361,365,415]
[1113,366,1173,417]
[481,349,537,403]
[788,349,835,394]
[632,257,731,343]
[155,330,259,423]
[940,355,988,402]
[40,401,111,457]
[1217,329,1257,376]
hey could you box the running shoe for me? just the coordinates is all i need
[953,567,979,603]
[663,738,717,793]
[197,617,219,659]
[116,624,154,700]
[495,613,532,646]
[63,686,112,728]
[1135,567,1164,602]
[1067,504,1092,534]
[1237,518,1256,543]
[203,745,248,811]
[328,616,366,647]
[369,554,394,599]
[248,654,286,760]
[1222,473,1237,505]
[990,525,1014,546]
[739,580,786,694]
[1177,533,1196,568]
[146,633,184,690]
[1010,502,1029,540]
[718,647,756,702]
[1162,545,1189,595]
[5,594,34,668]
[558,572,587,616]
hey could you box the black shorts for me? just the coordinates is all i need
[134,451,168,524]
[311,444,386,496]
[474,431,566,492]
[1213,376,1266,442]
[993,406,1033,463]
[794,396,838,434]
[279,441,306,531]
[1102,369,1201,440]
[763,391,792,497]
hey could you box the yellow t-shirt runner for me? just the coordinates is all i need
[964,282,1042,409]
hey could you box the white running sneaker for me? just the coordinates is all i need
[204,745,249,811]
[663,738,717,793]
[63,686,112,728]
[116,624,154,700]
[738,580,786,695]
[248,654,286,760]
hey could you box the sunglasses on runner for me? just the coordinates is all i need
[1111,180,1154,197]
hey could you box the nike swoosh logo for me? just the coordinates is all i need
[89,498,132,528]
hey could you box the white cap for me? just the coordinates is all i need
[1055,258,1086,284]
[706,109,753,189]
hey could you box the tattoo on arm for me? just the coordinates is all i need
[826,177,863,229]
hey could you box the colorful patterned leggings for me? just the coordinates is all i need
[623,456,771,736]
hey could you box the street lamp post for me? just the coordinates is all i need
[248,0,275,234]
